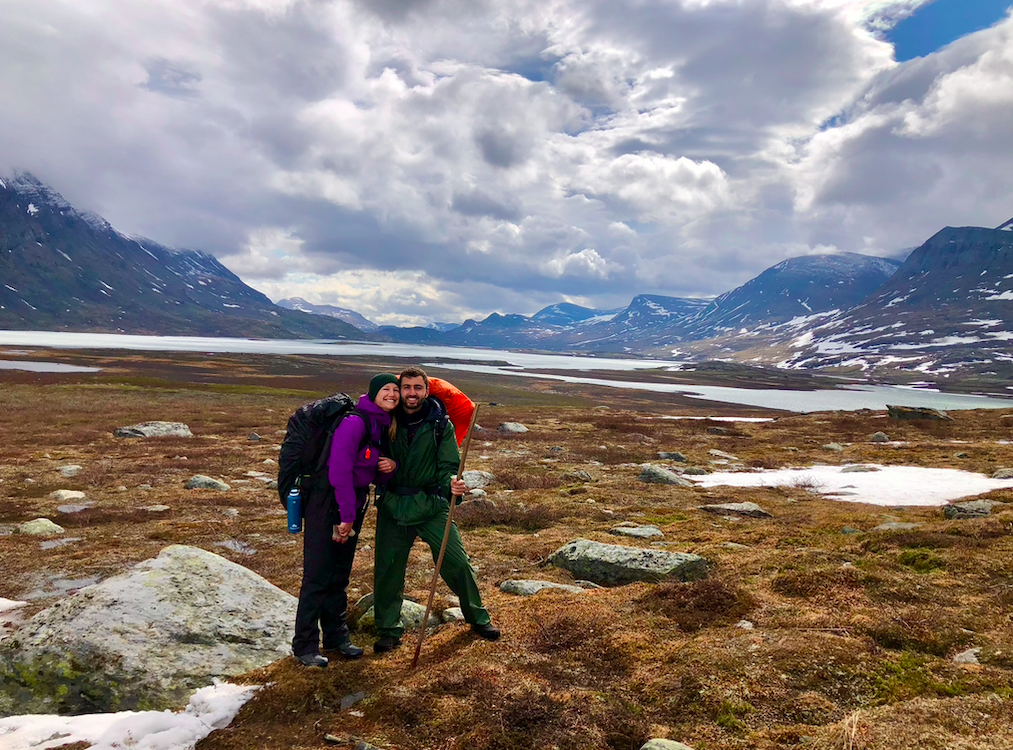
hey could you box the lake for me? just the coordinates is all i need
[0,330,1010,413]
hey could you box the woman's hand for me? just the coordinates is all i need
[450,478,468,497]
[377,457,397,474]
[333,522,354,544]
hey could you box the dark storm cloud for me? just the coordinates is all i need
[142,58,202,96]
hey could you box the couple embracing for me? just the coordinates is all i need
[292,366,500,668]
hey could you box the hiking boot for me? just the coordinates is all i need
[471,623,501,641]
[296,652,328,668]
[373,636,402,654]
[324,636,364,660]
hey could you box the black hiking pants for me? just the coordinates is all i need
[292,485,367,656]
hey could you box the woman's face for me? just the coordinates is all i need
[373,382,400,412]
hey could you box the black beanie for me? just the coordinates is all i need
[368,373,399,401]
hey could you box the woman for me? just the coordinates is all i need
[292,373,399,668]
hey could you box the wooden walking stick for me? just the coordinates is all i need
[410,404,480,669]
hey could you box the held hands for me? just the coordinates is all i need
[333,521,354,544]
[377,457,396,474]
[450,477,467,497]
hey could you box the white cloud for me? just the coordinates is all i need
[0,0,1009,324]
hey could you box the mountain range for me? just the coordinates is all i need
[3,172,1012,379]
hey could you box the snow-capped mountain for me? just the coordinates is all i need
[276,297,378,331]
[775,226,1013,375]
[531,302,620,326]
[0,173,366,339]
[681,253,901,339]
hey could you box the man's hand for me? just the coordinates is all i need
[377,457,396,474]
[450,477,467,497]
[333,522,354,544]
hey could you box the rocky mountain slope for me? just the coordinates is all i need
[0,174,366,339]
[774,226,1013,374]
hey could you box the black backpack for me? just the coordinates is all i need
[276,393,375,506]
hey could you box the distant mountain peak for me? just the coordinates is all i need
[276,297,378,331]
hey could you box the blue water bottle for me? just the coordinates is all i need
[286,486,303,533]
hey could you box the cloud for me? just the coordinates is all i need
[1,0,1009,325]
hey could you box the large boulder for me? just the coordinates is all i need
[887,405,952,421]
[462,470,495,489]
[610,525,664,539]
[638,464,693,487]
[499,580,585,596]
[14,519,64,536]
[498,422,529,434]
[549,539,708,586]
[114,421,193,438]
[697,502,771,519]
[944,499,1000,520]
[185,475,230,491]
[0,545,296,715]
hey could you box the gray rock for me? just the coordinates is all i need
[549,446,564,453]
[944,500,999,520]
[340,692,366,710]
[549,539,708,586]
[499,580,585,596]
[956,452,969,459]
[498,422,529,434]
[462,470,495,489]
[15,518,64,536]
[0,545,296,714]
[823,443,845,452]
[58,465,82,478]
[185,475,231,491]
[49,490,86,502]
[441,607,465,623]
[952,647,981,665]
[658,452,688,462]
[214,539,255,555]
[735,620,754,630]
[143,505,171,513]
[874,522,920,531]
[610,525,664,539]
[570,470,593,482]
[708,449,739,460]
[57,504,91,514]
[468,488,488,499]
[870,432,890,443]
[840,527,862,535]
[40,538,83,550]
[697,502,771,519]
[841,465,880,473]
[248,432,261,441]
[221,508,240,517]
[354,600,440,633]
[114,421,194,438]
[682,466,709,476]
[641,740,695,750]
[638,464,693,486]
[887,404,952,421]
[707,426,730,435]
[992,468,1013,479]
[721,542,750,550]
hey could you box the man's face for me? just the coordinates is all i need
[400,376,428,413]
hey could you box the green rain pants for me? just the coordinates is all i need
[373,505,491,638]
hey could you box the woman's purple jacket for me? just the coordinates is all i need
[328,395,393,523]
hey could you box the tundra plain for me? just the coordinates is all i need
[2,349,1013,750]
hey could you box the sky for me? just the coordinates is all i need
[2,0,1012,326]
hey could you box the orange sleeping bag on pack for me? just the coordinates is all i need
[428,377,476,447]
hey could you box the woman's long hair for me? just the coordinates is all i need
[387,414,397,443]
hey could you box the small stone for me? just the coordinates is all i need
[214,539,256,555]
[944,500,999,520]
[49,490,86,502]
[500,580,585,596]
[992,468,1013,479]
[682,466,709,475]
[638,464,693,486]
[840,527,862,535]
[222,508,240,518]
[887,404,952,421]
[114,421,193,438]
[570,470,593,482]
[498,422,529,434]
[41,537,83,550]
[658,452,688,462]
[610,525,664,539]
[58,465,83,478]
[823,443,845,452]
[709,449,739,460]
[955,452,969,459]
[707,426,729,435]
[117,486,128,491]
[185,475,231,491]
[549,446,564,453]
[468,488,488,499]
[248,432,261,441]
[143,505,171,513]
[735,620,754,630]
[841,465,880,473]
[952,647,981,665]
[57,504,91,514]
[340,692,366,710]
[442,607,465,623]
[263,458,277,465]
[697,502,771,519]
[640,741,695,750]
[874,522,920,531]
[870,432,890,443]
[16,518,65,536]
[138,484,153,490]
[721,542,749,550]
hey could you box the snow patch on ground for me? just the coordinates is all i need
[0,682,258,750]
[0,598,27,614]
[690,464,1013,506]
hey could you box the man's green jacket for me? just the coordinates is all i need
[381,398,459,526]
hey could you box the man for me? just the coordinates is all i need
[372,366,500,653]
